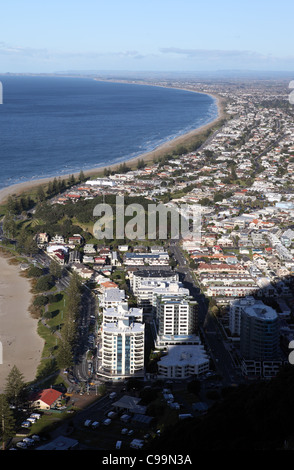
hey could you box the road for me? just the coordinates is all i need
[169,241,242,386]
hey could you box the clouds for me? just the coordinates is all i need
[159,47,294,69]
[1,40,294,73]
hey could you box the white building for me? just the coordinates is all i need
[229,296,256,336]
[99,288,126,308]
[136,280,189,310]
[100,317,145,379]
[157,345,209,379]
[155,294,198,348]
[130,269,179,297]
[103,302,143,324]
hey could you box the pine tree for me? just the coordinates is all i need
[56,339,74,370]
[0,394,15,449]
[4,366,26,407]
[79,170,85,182]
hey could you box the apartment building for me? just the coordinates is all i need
[157,345,209,379]
[240,301,279,362]
[155,294,198,348]
[100,316,145,379]
[130,269,179,296]
[136,280,190,311]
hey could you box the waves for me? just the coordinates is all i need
[0,76,218,189]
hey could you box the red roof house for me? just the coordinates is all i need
[30,388,63,410]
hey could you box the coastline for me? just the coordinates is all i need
[0,86,226,205]
[0,84,226,387]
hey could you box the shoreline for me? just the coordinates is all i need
[0,82,226,388]
[0,84,226,205]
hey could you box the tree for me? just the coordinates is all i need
[65,272,82,320]
[36,186,46,203]
[79,170,86,182]
[49,260,63,279]
[56,339,74,369]
[24,237,39,257]
[0,394,15,449]
[137,159,146,169]
[2,214,17,238]
[34,274,55,292]
[4,365,26,407]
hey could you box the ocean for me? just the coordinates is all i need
[0,76,218,190]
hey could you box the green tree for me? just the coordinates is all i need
[36,186,46,203]
[56,339,74,369]
[34,274,55,292]
[2,214,17,238]
[4,366,27,407]
[79,170,86,182]
[0,394,15,449]
[49,260,63,280]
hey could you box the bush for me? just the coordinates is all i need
[27,266,44,278]
[33,295,49,307]
[34,274,55,292]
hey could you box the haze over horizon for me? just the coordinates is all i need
[1,0,294,74]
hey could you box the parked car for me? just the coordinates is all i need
[27,417,36,424]
[16,441,27,449]
[22,438,35,447]
[21,421,31,428]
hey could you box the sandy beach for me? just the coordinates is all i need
[0,254,44,392]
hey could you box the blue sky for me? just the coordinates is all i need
[0,0,294,73]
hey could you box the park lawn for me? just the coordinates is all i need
[47,292,68,330]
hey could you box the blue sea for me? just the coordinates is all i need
[0,76,218,190]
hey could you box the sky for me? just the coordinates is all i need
[0,0,294,74]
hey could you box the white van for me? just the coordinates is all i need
[116,440,122,449]
[27,417,36,424]
[130,439,144,449]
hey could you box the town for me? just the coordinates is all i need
[1,76,294,450]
